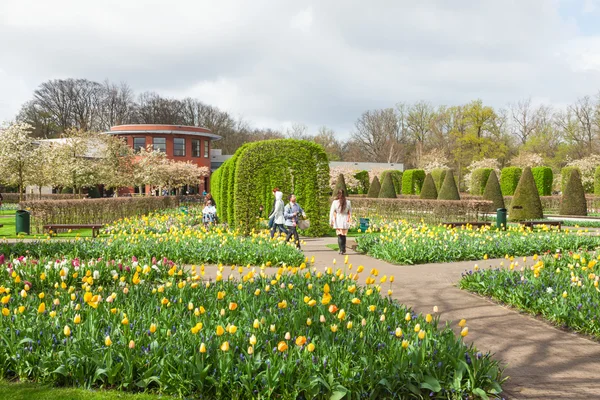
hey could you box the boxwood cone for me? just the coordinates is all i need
[367,176,381,198]
[482,170,504,210]
[508,167,543,221]
[560,169,587,216]
[378,172,397,198]
[437,169,460,200]
[419,173,438,199]
[334,173,348,197]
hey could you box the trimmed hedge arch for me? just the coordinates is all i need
[531,166,553,196]
[211,139,330,235]
[401,169,425,195]
[500,167,522,196]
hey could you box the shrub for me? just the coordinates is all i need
[378,172,397,198]
[430,168,446,191]
[354,170,370,194]
[560,169,587,216]
[482,170,505,210]
[561,167,579,194]
[386,170,403,194]
[333,173,348,197]
[596,166,600,197]
[531,167,553,196]
[470,168,493,195]
[500,167,522,196]
[419,173,438,199]
[367,176,381,198]
[401,169,425,195]
[508,167,543,221]
[566,155,600,193]
[438,170,460,200]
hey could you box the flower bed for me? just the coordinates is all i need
[0,256,504,398]
[460,252,600,338]
[356,222,600,265]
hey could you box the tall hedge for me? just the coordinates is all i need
[431,168,446,191]
[333,173,348,197]
[482,170,504,210]
[401,169,426,195]
[470,168,493,195]
[500,167,522,196]
[380,170,402,194]
[508,167,543,221]
[367,176,381,198]
[531,167,553,196]
[595,166,600,196]
[212,139,330,235]
[354,170,370,194]
[561,167,579,194]
[437,170,460,200]
[419,173,438,199]
[378,172,397,198]
[560,169,587,216]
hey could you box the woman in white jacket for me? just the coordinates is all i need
[270,191,288,238]
[329,189,351,254]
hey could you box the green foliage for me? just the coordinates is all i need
[419,173,438,199]
[531,167,553,196]
[560,169,587,216]
[437,170,460,200]
[508,167,543,221]
[378,172,397,198]
[460,252,600,338]
[482,170,505,210]
[61,187,74,194]
[367,176,381,198]
[353,170,370,194]
[470,168,493,195]
[219,139,331,236]
[596,166,600,196]
[430,169,446,191]
[380,170,403,194]
[333,173,348,197]
[401,169,426,195]
[500,167,522,196]
[561,166,579,194]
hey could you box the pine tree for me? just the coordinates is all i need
[560,169,587,216]
[508,167,543,221]
[420,173,438,199]
[378,172,397,198]
[437,169,460,200]
[483,170,505,210]
[367,176,381,198]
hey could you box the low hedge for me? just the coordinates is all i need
[531,167,553,196]
[19,196,180,233]
[1,193,80,203]
[500,167,522,195]
[401,169,425,195]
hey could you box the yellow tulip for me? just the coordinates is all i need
[461,327,469,337]
[220,341,230,351]
[64,325,71,337]
[129,340,135,349]
[418,330,426,340]
[74,314,81,324]
[105,336,113,346]
[346,321,353,329]
[247,346,254,355]
[401,340,409,349]
[228,325,238,334]
[414,324,421,333]
[149,323,157,334]
[249,334,257,345]
[306,318,312,326]
[1,308,9,317]
[253,319,260,329]
[216,325,225,336]
[425,314,433,323]
[405,313,411,322]
[395,328,402,337]
[330,324,338,333]
[49,311,57,318]
[199,343,207,353]
[307,343,316,352]
[277,341,288,352]
[38,303,46,314]
[295,336,307,346]
[458,319,466,328]
[270,324,276,332]
[122,316,129,325]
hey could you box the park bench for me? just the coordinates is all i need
[443,221,492,229]
[43,224,103,238]
[520,220,562,231]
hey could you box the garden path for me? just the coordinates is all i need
[300,237,600,400]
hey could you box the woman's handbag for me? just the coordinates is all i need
[297,219,310,230]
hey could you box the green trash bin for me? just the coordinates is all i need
[496,208,507,230]
[359,218,370,231]
[15,210,31,235]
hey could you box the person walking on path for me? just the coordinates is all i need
[270,190,287,238]
[284,194,305,249]
[330,189,351,254]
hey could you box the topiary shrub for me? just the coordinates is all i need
[531,167,553,196]
[595,166,600,197]
[470,168,493,195]
[431,169,446,191]
[401,169,426,195]
[378,173,397,198]
[367,176,381,198]
[354,170,370,194]
[500,167,522,196]
[437,170,460,200]
[483,170,504,210]
[333,173,348,197]
[560,169,587,216]
[419,173,438,199]
[508,167,543,221]
[561,166,579,194]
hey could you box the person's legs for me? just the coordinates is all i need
[337,235,343,254]
[285,226,293,242]
[278,224,289,235]
[341,235,347,254]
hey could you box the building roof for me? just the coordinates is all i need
[103,124,222,141]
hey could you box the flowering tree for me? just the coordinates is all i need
[328,166,360,192]
[133,146,169,194]
[0,122,37,201]
[165,161,210,194]
[510,151,544,168]
[25,143,60,199]
[567,155,600,193]
[418,148,450,174]
[98,135,135,196]
[463,158,501,194]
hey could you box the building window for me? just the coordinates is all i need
[133,137,146,152]
[173,138,185,157]
[153,137,166,153]
[204,140,209,158]
[192,139,200,157]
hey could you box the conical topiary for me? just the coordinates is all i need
[483,170,505,210]
[560,169,587,216]
[333,173,348,197]
[378,172,397,198]
[508,167,543,221]
[420,173,438,199]
[367,176,381,198]
[437,169,460,200]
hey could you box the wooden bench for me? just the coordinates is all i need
[43,224,103,238]
[443,221,492,229]
[520,220,562,231]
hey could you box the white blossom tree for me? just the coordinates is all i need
[98,135,135,196]
[0,122,37,201]
[26,143,60,199]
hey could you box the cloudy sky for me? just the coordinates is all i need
[1,0,600,137]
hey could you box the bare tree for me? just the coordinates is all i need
[406,101,435,165]
[286,122,310,140]
[312,126,343,161]
[351,108,403,163]
[98,80,136,129]
[135,92,185,124]
[510,98,537,144]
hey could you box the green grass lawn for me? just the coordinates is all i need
[0,217,100,239]
[0,209,16,216]
[0,380,172,400]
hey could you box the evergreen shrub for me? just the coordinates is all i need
[378,173,397,198]
[500,167,522,196]
[560,169,587,216]
[401,169,426,195]
[431,169,446,191]
[438,170,460,200]
[367,176,381,198]
[531,167,553,196]
[508,167,543,221]
[419,173,438,199]
[470,168,493,195]
[482,170,505,210]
